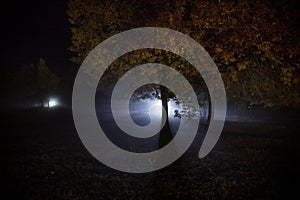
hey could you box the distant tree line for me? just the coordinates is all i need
[5,58,59,108]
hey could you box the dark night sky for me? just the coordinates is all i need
[1,0,75,77]
[1,0,299,82]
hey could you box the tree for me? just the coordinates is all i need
[68,0,300,148]
[68,0,208,147]
[11,58,60,108]
[68,0,300,110]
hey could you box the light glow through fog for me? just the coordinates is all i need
[48,98,58,107]
[148,99,182,118]
[149,100,163,117]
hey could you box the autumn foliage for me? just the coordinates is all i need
[68,0,300,108]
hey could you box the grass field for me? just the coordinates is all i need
[1,108,299,199]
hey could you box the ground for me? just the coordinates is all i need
[1,108,299,199]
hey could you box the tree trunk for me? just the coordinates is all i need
[158,86,173,148]
[154,86,186,199]
[40,98,44,108]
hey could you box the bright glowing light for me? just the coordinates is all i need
[149,101,162,117]
[150,104,162,116]
[48,98,58,107]
[148,99,183,118]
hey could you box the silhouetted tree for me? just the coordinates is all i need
[11,58,60,107]
[68,0,300,110]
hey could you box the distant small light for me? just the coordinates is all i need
[49,98,58,107]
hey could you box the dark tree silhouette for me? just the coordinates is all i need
[11,58,59,108]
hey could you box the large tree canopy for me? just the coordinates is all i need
[68,0,300,108]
